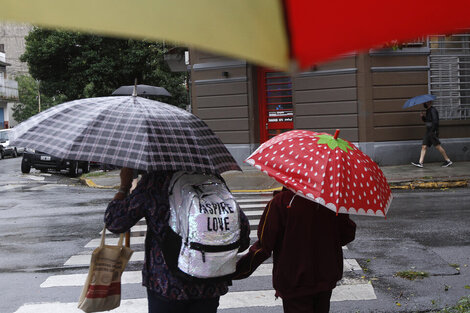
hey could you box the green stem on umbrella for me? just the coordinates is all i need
[316,132,353,153]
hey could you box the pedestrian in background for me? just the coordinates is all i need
[234,188,356,313]
[412,101,452,168]
[105,168,251,313]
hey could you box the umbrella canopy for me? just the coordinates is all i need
[403,94,437,109]
[112,85,172,97]
[1,1,470,70]
[245,130,392,217]
[11,96,240,174]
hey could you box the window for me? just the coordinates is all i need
[429,33,470,120]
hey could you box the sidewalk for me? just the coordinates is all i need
[80,161,470,192]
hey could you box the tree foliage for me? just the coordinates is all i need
[20,27,188,109]
[13,75,66,123]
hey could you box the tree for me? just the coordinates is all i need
[20,28,188,108]
[13,75,66,123]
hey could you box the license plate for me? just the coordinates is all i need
[40,156,51,161]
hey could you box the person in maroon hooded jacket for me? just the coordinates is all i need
[234,188,356,313]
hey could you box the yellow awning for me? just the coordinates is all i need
[1,0,290,69]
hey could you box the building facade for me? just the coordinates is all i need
[189,34,470,166]
[0,22,31,78]
[0,45,19,129]
[0,22,31,128]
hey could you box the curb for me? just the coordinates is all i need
[389,180,468,190]
[231,186,283,193]
[79,177,119,189]
[80,175,468,192]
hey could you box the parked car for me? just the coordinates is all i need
[0,129,24,159]
[21,149,90,177]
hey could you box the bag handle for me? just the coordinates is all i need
[100,226,128,248]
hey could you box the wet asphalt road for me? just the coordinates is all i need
[0,156,116,313]
[1,156,469,313]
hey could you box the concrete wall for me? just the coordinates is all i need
[0,22,31,127]
[0,22,31,78]
[359,138,470,165]
[189,48,470,166]
[294,57,358,142]
[190,50,258,161]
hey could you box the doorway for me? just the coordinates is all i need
[257,68,294,142]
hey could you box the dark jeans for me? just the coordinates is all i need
[282,290,333,313]
[147,289,219,313]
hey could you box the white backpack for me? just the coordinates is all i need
[162,171,241,281]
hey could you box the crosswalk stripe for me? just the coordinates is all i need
[42,263,277,288]
[41,271,142,288]
[39,195,364,313]
[101,218,262,235]
[233,191,274,196]
[24,175,45,181]
[239,203,266,209]
[64,251,143,266]
[101,225,147,234]
[16,282,375,313]
[251,229,257,239]
[88,229,349,248]
[65,244,358,268]
[236,198,272,203]
[0,185,26,191]
[43,259,362,288]
[85,236,145,248]
[88,229,257,248]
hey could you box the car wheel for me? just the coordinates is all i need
[68,161,79,177]
[0,150,4,160]
[21,158,31,174]
[81,162,91,174]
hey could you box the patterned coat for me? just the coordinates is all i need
[105,171,250,300]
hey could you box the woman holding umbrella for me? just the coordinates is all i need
[105,168,251,313]
[410,99,452,168]
[234,129,392,313]
[234,187,356,313]
[10,93,251,313]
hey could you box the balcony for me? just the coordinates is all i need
[0,76,19,100]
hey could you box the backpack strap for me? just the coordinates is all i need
[168,171,187,195]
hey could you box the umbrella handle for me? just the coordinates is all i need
[132,78,138,97]
[125,231,130,247]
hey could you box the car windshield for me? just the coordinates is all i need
[0,131,9,141]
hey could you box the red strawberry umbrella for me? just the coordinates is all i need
[245,129,392,217]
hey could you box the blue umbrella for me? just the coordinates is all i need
[403,94,436,109]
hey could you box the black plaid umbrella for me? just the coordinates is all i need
[112,85,172,97]
[11,96,241,174]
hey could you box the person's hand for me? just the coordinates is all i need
[420,111,425,117]
[113,168,133,200]
[232,255,252,280]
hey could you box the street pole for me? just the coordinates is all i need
[37,80,41,113]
